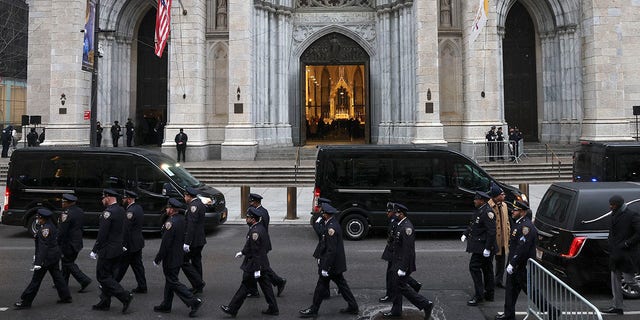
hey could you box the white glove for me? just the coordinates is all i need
[89,251,97,260]
[317,259,321,265]
[397,269,406,277]
[183,244,190,253]
[315,216,323,223]
[31,265,42,271]
[461,235,466,242]
[483,249,491,257]
[235,251,243,258]
[321,270,329,277]
[506,264,514,274]
[254,270,261,278]
[32,255,36,263]
[153,261,159,267]
[123,246,128,252]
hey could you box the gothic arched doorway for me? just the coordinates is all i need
[299,33,370,145]
[503,2,538,141]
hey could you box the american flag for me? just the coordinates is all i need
[154,0,172,57]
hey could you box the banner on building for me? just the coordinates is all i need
[154,0,172,58]
[82,0,96,72]
[469,0,489,47]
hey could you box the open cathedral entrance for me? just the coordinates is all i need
[300,33,369,145]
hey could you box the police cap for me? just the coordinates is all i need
[395,203,408,214]
[246,207,261,218]
[167,198,184,209]
[320,203,338,215]
[103,188,120,198]
[249,193,263,202]
[317,197,332,205]
[122,190,138,199]
[184,187,199,197]
[474,191,491,200]
[62,193,78,202]
[386,202,396,211]
[512,200,530,211]
[36,208,53,217]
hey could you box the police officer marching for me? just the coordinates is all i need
[182,187,207,294]
[90,189,133,313]
[14,208,72,309]
[58,194,92,293]
[312,197,333,300]
[115,190,147,293]
[462,191,496,306]
[220,207,279,317]
[153,198,203,317]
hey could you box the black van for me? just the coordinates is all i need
[1,147,227,235]
[310,145,526,240]
[573,141,640,182]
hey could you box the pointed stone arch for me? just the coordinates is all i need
[438,38,463,141]
[206,41,229,120]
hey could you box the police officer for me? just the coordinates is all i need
[488,182,510,288]
[382,203,433,319]
[27,128,39,147]
[96,122,103,147]
[486,126,497,161]
[312,197,332,300]
[14,208,72,309]
[299,203,359,318]
[125,118,135,147]
[220,207,279,316]
[182,187,206,294]
[90,189,133,313]
[153,198,203,317]
[462,191,496,306]
[58,194,92,292]
[115,190,147,293]
[174,128,188,162]
[111,121,122,147]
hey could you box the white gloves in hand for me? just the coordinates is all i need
[31,265,42,271]
[183,244,190,253]
[315,217,323,223]
[153,261,159,267]
[321,270,329,277]
[123,246,128,252]
[397,269,406,277]
[506,264,514,274]
[254,270,261,278]
[461,235,467,242]
[483,249,491,257]
[32,255,36,263]
[235,252,243,258]
[89,251,97,260]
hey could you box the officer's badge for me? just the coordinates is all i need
[328,228,335,236]
[103,211,110,219]
[61,213,68,222]
[512,230,517,236]
[475,217,480,223]
[164,221,172,230]
[41,228,49,238]
[252,232,259,241]
[190,206,196,213]
[488,212,495,219]
[406,228,413,236]
[522,226,530,235]
[127,212,133,220]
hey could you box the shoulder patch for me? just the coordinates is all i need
[126,212,133,220]
[328,228,335,236]
[252,232,259,241]
[190,206,196,213]
[522,226,530,235]
[488,212,494,219]
[41,228,50,238]
[61,213,68,222]
[103,211,110,219]
[164,221,172,230]
[405,228,413,236]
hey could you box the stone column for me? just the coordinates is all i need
[26,0,52,130]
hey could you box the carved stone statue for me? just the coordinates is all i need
[216,0,227,29]
[440,0,452,27]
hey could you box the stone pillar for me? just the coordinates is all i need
[26,0,52,130]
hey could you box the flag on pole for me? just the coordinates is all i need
[469,0,489,47]
[154,0,172,57]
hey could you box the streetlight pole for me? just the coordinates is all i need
[89,0,100,147]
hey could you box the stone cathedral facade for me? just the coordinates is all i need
[26,0,640,161]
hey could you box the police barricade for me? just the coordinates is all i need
[526,258,602,320]
[461,140,514,163]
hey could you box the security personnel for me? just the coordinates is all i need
[115,190,147,293]
[182,186,206,294]
[27,128,39,147]
[462,191,496,306]
[312,197,332,300]
[90,189,133,313]
[488,182,510,288]
[486,126,497,161]
[220,207,279,316]
[58,194,92,292]
[153,198,202,317]
[111,121,122,147]
[174,128,188,162]
[14,208,72,309]
[299,203,359,318]
[247,193,286,297]
[125,118,135,147]
[383,203,434,319]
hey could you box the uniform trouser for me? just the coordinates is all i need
[126,134,133,147]
[182,246,205,289]
[495,252,506,285]
[248,266,285,294]
[177,145,186,162]
[159,266,198,309]
[470,253,495,299]
[21,262,71,304]
[112,136,119,147]
[385,260,421,297]
[228,271,278,313]
[611,270,638,309]
[61,249,91,287]
[115,249,147,290]
[96,135,102,147]
[96,256,130,305]
[310,272,358,313]
[391,272,431,315]
[503,267,527,319]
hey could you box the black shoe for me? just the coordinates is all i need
[381,311,402,318]
[122,292,133,314]
[246,291,260,298]
[413,281,423,292]
[79,280,92,293]
[600,307,623,315]
[57,297,73,304]
[299,308,318,318]
[13,301,31,310]
[339,306,359,315]
[262,308,279,316]
[467,296,483,306]
[153,305,171,313]
[92,304,110,311]
[277,279,287,297]
[189,298,202,318]
[220,305,237,317]
[379,295,392,303]
[495,282,505,289]
[495,313,513,320]
[132,287,147,294]
[423,301,434,320]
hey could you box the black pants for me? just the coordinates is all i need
[391,272,431,315]
[469,253,495,299]
[112,135,119,147]
[182,246,205,290]
[61,249,91,287]
[310,272,357,313]
[176,145,186,162]
[1,143,9,157]
[115,249,147,290]
[228,271,278,313]
[96,134,102,147]
[20,262,71,304]
[248,266,285,294]
[488,142,495,161]
[126,134,133,147]
[495,252,506,285]
[385,260,421,297]
[159,266,198,309]
[96,256,129,305]
[503,267,527,319]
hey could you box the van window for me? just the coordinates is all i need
[76,158,102,188]
[41,156,76,188]
[574,150,604,181]
[394,157,446,187]
[137,165,170,194]
[452,163,491,191]
[159,164,201,188]
[325,157,393,188]
[615,153,640,181]
[537,189,572,224]
[11,159,42,187]
[102,155,131,189]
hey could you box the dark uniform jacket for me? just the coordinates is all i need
[27,131,39,146]
[174,132,188,145]
[57,204,84,254]
[312,219,325,259]
[608,204,640,273]
[381,218,398,261]
[391,218,417,273]
[185,198,207,247]
[123,202,145,252]
[35,221,61,267]
[155,213,186,269]
[240,223,270,273]
[255,205,273,251]
[92,203,125,259]
[507,217,537,270]
[317,217,347,275]
[111,123,121,138]
[125,121,134,136]
[464,203,497,254]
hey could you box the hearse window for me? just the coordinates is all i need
[452,163,491,191]
[41,156,76,188]
[12,159,42,187]
[353,159,393,188]
[615,153,640,181]
[536,190,571,223]
[102,156,129,189]
[394,157,446,187]
[76,158,102,188]
[326,158,354,187]
[137,166,170,194]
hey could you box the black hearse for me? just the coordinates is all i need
[1,147,227,235]
[310,145,526,240]
[573,141,640,182]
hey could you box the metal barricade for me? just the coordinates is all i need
[526,259,602,320]
[461,140,512,163]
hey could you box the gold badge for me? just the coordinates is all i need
[61,213,68,222]
[406,228,412,236]
[190,206,196,213]
[103,211,110,219]
[164,221,172,230]
[42,228,49,238]
[328,228,335,236]
[252,232,259,240]
[488,212,495,219]
[522,226,530,235]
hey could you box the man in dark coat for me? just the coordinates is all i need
[90,189,133,313]
[299,203,359,318]
[486,126,497,161]
[14,208,72,309]
[463,191,496,306]
[125,118,135,147]
[383,203,434,319]
[1,125,12,157]
[111,121,122,147]
[96,122,103,146]
[115,190,147,293]
[182,187,207,294]
[27,128,39,147]
[600,195,640,315]
[220,207,279,316]
[153,198,202,317]
[58,194,92,292]
[174,128,188,162]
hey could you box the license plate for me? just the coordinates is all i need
[536,248,543,260]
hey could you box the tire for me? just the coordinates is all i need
[341,214,369,241]
[621,273,640,299]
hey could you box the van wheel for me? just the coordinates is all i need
[27,215,38,237]
[341,214,369,241]
[621,273,640,299]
